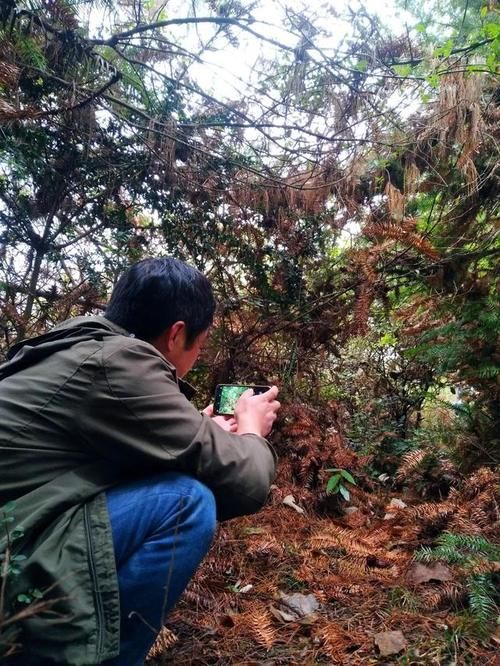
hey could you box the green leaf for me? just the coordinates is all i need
[17,593,32,604]
[379,332,397,346]
[467,63,487,72]
[354,59,368,72]
[11,554,27,562]
[394,64,412,77]
[339,485,350,501]
[486,52,499,73]
[241,527,265,535]
[433,39,454,58]
[480,5,489,18]
[484,22,500,39]
[326,474,341,495]
[31,588,43,599]
[340,470,357,485]
[427,73,440,89]
[415,22,426,33]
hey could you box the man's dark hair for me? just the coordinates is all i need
[105,257,216,345]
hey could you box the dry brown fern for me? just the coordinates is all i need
[146,626,178,660]
[403,501,456,523]
[364,221,439,260]
[352,283,376,335]
[246,536,284,560]
[461,468,498,499]
[239,603,277,650]
[335,556,369,578]
[325,583,363,601]
[423,582,466,609]
[310,526,376,557]
[396,449,428,482]
[448,515,485,536]
[316,621,358,663]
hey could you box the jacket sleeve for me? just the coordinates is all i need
[79,340,277,521]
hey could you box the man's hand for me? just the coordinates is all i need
[234,385,280,438]
[202,404,238,433]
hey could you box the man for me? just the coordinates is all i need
[0,257,280,665]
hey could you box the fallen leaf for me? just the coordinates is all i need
[241,527,266,535]
[278,592,320,618]
[374,630,408,656]
[238,584,253,594]
[298,611,321,625]
[388,498,407,509]
[269,605,296,623]
[282,494,305,514]
[407,562,453,585]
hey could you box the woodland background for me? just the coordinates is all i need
[0,0,499,663]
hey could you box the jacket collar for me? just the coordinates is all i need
[101,317,197,399]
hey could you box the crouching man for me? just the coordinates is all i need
[0,257,280,665]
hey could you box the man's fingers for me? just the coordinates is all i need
[263,385,279,400]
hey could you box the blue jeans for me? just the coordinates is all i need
[102,472,217,666]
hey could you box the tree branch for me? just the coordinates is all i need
[89,16,297,55]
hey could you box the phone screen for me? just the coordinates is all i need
[213,384,270,416]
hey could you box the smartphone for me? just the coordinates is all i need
[213,384,271,416]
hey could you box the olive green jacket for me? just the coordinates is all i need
[0,316,276,663]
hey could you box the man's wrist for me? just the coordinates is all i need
[236,418,262,437]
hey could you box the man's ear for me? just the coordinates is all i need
[163,321,187,352]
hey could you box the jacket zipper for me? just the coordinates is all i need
[84,503,105,658]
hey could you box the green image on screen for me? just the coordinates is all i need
[218,386,249,414]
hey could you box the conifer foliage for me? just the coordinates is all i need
[1,0,499,662]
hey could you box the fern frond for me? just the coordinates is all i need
[448,515,484,536]
[462,468,497,499]
[477,364,500,379]
[316,621,353,663]
[466,574,497,624]
[336,556,369,578]
[147,626,178,659]
[424,582,466,609]
[395,449,428,482]
[405,502,455,524]
[310,528,398,561]
[245,605,276,649]
[363,221,439,259]
[414,546,435,563]
[435,533,500,559]
[468,508,490,528]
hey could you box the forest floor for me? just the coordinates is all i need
[147,462,499,665]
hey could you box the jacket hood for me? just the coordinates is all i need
[0,316,196,398]
[0,316,128,381]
